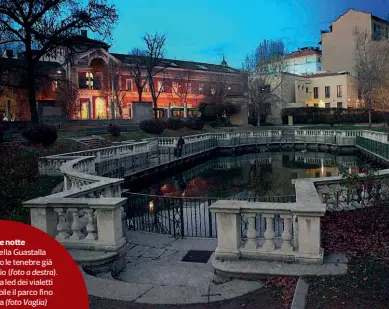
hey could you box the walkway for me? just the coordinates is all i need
[84,231,265,305]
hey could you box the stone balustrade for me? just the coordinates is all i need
[50,142,149,162]
[361,130,389,144]
[24,197,127,251]
[210,177,327,264]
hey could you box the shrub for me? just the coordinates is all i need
[108,123,121,137]
[22,124,57,146]
[248,116,258,126]
[184,117,204,130]
[139,119,166,135]
[0,123,6,144]
[167,118,185,130]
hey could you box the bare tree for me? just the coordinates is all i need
[143,32,170,118]
[243,39,287,126]
[0,0,118,122]
[354,28,389,126]
[103,61,129,119]
[170,70,192,106]
[55,79,79,119]
[127,48,148,102]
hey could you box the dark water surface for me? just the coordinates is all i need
[130,151,380,200]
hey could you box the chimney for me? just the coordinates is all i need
[81,30,88,38]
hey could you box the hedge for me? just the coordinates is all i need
[281,108,389,125]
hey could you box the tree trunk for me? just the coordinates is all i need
[137,90,142,102]
[26,50,39,123]
[369,108,372,128]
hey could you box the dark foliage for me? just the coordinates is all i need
[166,118,185,130]
[107,123,121,137]
[139,119,166,135]
[0,123,6,143]
[22,124,57,146]
[184,118,204,130]
[282,108,389,124]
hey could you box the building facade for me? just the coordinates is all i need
[321,9,389,73]
[295,72,359,109]
[1,31,244,121]
[285,47,322,75]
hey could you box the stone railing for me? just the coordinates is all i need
[50,142,149,162]
[210,178,326,264]
[24,153,127,275]
[361,130,389,143]
[315,169,389,211]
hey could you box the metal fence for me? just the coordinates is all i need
[356,136,389,159]
[123,192,295,238]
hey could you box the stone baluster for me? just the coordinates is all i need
[245,213,257,249]
[263,214,276,251]
[281,215,293,252]
[69,208,84,240]
[85,208,97,240]
[54,208,69,240]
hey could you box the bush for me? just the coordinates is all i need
[0,123,6,144]
[139,119,166,135]
[281,107,389,125]
[166,118,185,130]
[108,124,121,137]
[22,124,57,146]
[248,117,258,126]
[184,117,204,130]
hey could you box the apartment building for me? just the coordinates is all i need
[295,72,359,109]
[285,47,322,75]
[321,8,389,73]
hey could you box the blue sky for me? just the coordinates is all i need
[108,0,389,68]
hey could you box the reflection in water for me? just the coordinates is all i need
[142,152,373,199]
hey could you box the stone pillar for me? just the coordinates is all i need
[7,99,12,120]
[295,215,323,264]
[167,102,172,118]
[184,101,188,118]
[29,208,58,238]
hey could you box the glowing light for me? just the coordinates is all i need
[149,201,154,211]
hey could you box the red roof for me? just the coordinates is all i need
[285,49,322,59]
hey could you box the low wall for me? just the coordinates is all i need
[25,128,389,271]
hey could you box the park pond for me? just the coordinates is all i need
[124,151,386,237]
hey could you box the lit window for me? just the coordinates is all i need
[172,82,178,93]
[126,79,133,91]
[52,80,58,91]
[211,85,215,95]
[325,86,330,98]
[314,87,319,99]
[186,83,191,94]
[158,81,165,92]
[143,79,150,92]
[86,72,94,89]
[199,84,204,93]
[337,85,343,97]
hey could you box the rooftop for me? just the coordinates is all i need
[111,53,240,74]
[305,71,350,78]
[285,48,322,60]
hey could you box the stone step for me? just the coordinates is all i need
[212,252,348,280]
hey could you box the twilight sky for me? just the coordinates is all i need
[108,0,389,68]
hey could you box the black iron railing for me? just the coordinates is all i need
[123,192,295,238]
